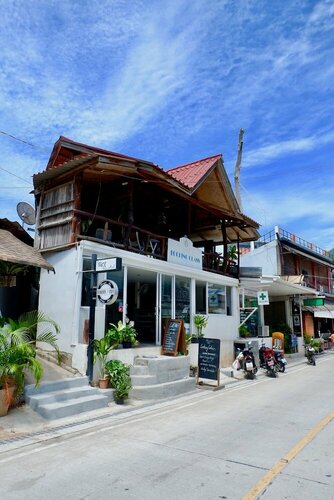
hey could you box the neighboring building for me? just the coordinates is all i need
[32,136,259,371]
[0,219,53,318]
[239,226,334,345]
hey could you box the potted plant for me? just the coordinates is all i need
[108,319,138,348]
[239,324,250,338]
[105,359,132,404]
[93,336,117,388]
[0,319,45,416]
[193,314,208,342]
[0,262,28,287]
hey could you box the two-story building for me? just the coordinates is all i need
[33,136,260,372]
[239,226,334,347]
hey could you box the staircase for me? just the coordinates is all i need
[130,355,196,400]
[25,377,109,420]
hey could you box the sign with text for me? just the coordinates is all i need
[198,338,221,385]
[97,280,119,305]
[96,257,122,272]
[167,237,202,270]
[303,298,324,307]
[161,319,185,356]
[257,290,269,305]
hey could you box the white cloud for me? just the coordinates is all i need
[243,131,334,167]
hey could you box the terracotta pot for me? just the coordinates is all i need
[98,378,109,389]
[0,386,15,417]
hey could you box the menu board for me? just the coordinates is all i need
[198,338,220,382]
[161,319,183,356]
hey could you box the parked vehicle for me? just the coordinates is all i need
[259,342,278,378]
[305,344,316,366]
[234,342,257,380]
[273,350,287,373]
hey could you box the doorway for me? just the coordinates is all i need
[127,268,157,344]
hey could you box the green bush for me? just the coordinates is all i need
[105,359,132,401]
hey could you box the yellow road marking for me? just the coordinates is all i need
[242,409,334,500]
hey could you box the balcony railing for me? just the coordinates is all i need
[74,209,237,277]
[258,227,331,259]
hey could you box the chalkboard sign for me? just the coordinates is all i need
[198,338,221,384]
[161,319,183,356]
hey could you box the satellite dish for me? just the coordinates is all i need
[16,202,36,226]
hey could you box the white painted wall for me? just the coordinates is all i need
[37,240,243,370]
[38,245,82,355]
[240,241,279,276]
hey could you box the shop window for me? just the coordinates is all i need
[196,281,207,314]
[208,283,226,314]
[175,276,191,323]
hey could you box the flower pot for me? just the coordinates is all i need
[191,337,199,343]
[122,341,132,349]
[98,378,109,389]
[0,386,15,416]
[114,397,124,405]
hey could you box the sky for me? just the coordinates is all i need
[1,0,334,249]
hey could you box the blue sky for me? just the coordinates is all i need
[1,0,334,248]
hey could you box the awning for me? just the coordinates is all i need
[0,229,54,271]
[302,304,334,319]
[240,275,319,298]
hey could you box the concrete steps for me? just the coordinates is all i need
[130,355,196,400]
[25,376,109,420]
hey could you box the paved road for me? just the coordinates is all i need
[1,355,334,500]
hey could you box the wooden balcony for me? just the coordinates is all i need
[74,210,238,277]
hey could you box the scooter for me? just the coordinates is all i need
[305,345,316,366]
[259,342,278,378]
[274,350,287,373]
[235,343,258,379]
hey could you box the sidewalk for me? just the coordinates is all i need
[0,351,329,446]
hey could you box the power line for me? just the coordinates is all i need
[0,130,49,153]
[0,165,31,184]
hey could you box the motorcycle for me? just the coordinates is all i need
[234,343,258,379]
[273,350,287,373]
[305,344,316,366]
[259,342,278,378]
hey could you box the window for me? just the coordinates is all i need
[208,283,226,314]
[81,257,92,306]
[196,281,207,314]
[175,276,191,323]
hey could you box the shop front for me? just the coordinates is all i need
[39,237,240,373]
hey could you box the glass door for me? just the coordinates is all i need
[156,274,173,345]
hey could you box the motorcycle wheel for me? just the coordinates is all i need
[278,363,285,373]
[312,358,316,366]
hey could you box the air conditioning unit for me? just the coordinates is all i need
[258,325,269,337]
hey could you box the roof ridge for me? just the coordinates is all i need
[167,154,221,173]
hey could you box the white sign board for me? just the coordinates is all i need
[257,290,269,305]
[97,280,119,305]
[96,257,121,272]
[167,237,202,270]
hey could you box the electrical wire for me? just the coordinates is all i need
[0,130,49,153]
[0,165,31,184]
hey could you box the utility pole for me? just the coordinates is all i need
[234,128,244,211]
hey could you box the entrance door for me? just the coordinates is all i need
[126,268,157,344]
[157,274,173,345]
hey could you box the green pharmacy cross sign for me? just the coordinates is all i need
[257,290,269,305]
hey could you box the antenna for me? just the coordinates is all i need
[16,201,36,227]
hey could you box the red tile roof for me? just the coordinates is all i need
[167,154,221,189]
